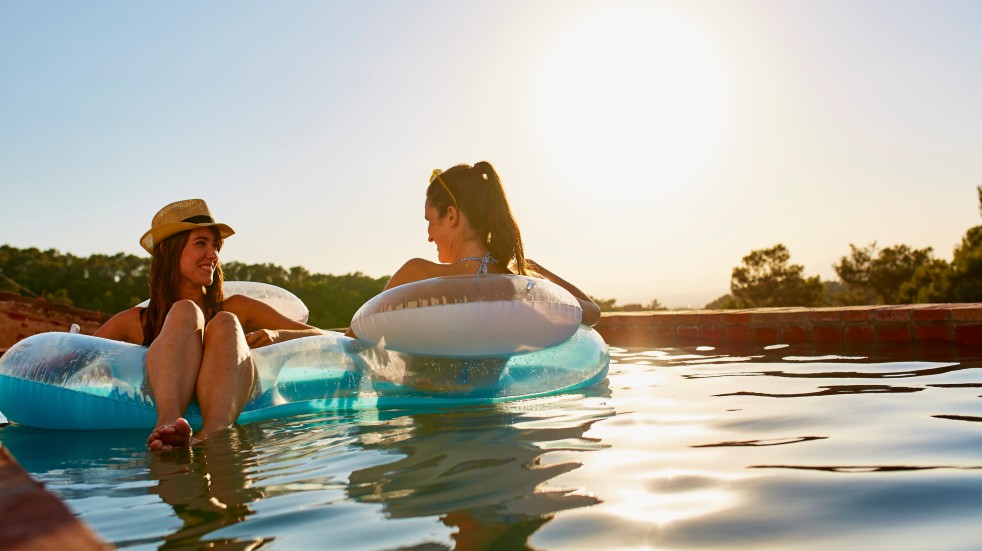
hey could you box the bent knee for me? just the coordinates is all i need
[164,300,206,328]
[205,311,244,338]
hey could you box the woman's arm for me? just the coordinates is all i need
[224,295,328,348]
[92,307,145,345]
[526,260,601,327]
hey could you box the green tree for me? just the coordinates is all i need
[730,244,823,307]
[833,242,934,305]
[704,293,737,309]
[899,258,951,303]
[947,225,982,301]
[900,185,982,303]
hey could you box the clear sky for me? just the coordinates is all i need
[2,1,980,308]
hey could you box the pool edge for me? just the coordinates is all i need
[0,445,111,550]
[595,303,982,350]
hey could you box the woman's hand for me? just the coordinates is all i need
[226,295,328,348]
[526,259,602,327]
[245,329,280,348]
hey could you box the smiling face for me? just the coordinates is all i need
[178,227,221,287]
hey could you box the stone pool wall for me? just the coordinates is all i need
[0,291,110,352]
[595,303,982,349]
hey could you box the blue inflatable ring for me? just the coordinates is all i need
[0,282,609,430]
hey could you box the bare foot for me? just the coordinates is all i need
[147,418,193,451]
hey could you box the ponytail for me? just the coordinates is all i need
[475,162,527,275]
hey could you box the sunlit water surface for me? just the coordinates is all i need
[2,342,982,550]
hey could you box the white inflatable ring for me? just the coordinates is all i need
[350,275,582,356]
[137,281,309,324]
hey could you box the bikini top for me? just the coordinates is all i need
[456,252,498,274]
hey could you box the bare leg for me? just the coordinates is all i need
[146,300,204,451]
[194,311,255,440]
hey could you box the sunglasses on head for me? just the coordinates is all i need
[430,169,459,210]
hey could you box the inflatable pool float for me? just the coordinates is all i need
[136,280,310,324]
[0,278,609,430]
[351,274,583,356]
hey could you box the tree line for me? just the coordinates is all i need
[594,185,982,310]
[0,246,386,328]
[705,186,982,309]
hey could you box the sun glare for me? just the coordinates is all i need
[532,4,729,200]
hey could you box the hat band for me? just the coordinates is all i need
[182,215,215,224]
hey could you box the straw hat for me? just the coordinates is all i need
[139,199,235,254]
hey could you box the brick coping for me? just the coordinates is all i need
[594,303,982,349]
[0,446,110,550]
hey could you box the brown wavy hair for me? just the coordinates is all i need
[426,161,528,275]
[141,228,226,346]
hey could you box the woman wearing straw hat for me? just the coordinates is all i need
[95,199,326,450]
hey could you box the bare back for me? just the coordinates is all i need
[384,257,511,291]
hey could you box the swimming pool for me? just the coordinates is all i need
[2,342,981,549]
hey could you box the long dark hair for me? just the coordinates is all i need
[141,228,226,346]
[426,161,528,275]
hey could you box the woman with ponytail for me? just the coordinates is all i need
[95,199,325,450]
[369,161,600,327]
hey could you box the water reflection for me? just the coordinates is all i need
[550,344,982,551]
[148,425,269,550]
[716,384,925,398]
[932,414,982,423]
[692,436,828,448]
[343,388,614,550]
[684,362,969,380]
[749,464,982,473]
[8,340,982,550]
[0,423,272,549]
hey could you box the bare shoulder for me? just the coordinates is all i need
[93,306,144,344]
[401,257,440,273]
[386,258,443,289]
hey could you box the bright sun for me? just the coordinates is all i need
[532,3,729,201]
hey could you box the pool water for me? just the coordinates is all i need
[2,342,982,550]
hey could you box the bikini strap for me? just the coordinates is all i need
[456,252,499,274]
